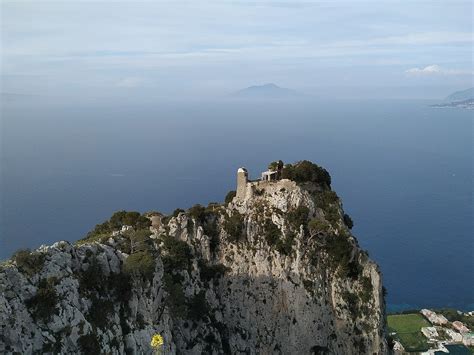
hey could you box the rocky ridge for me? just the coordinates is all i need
[0,161,388,354]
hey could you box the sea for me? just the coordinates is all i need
[1,97,472,312]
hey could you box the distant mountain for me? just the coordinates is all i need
[232,83,303,98]
[430,88,474,110]
[444,87,474,102]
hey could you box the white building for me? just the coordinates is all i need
[446,328,463,342]
[393,340,404,352]
[421,327,439,339]
[462,332,474,346]
[452,321,470,333]
[420,309,448,325]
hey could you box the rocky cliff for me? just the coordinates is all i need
[0,161,388,354]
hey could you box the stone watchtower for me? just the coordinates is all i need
[236,167,248,199]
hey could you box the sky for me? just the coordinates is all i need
[1,0,473,100]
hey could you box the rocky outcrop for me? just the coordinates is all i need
[0,164,388,354]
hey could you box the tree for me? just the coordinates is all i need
[124,251,155,279]
[224,190,236,204]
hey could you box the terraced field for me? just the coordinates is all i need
[388,313,430,352]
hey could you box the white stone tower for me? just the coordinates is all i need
[236,167,248,199]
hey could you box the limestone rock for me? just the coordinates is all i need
[0,177,388,354]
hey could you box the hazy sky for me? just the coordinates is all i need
[1,0,473,100]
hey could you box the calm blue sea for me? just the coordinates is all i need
[1,98,472,311]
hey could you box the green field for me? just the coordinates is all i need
[388,313,431,352]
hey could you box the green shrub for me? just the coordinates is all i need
[188,291,210,321]
[25,277,59,322]
[128,228,153,253]
[316,190,338,207]
[343,290,359,318]
[163,274,188,318]
[188,204,207,223]
[223,212,244,242]
[224,190,236,204]
[110,211,141,228]
[287,206,309,230]
[80,210,151,243]
[78,334,101,354]
[172,208,185,217]
[79,257,132,302]
[281,161,331,187]
[314,191,340,226]
[343,214,354,229]
[79,258,104,295]
[308,219,331,234]
[360,276,373,303]
[86,296,115,329]
[323,234,362,279]
[13,249,45,276]
[124,251,156,279]
[275,235,294,255]
[199,262,229,283]
[264,219,281,246]
[160,235,191,272]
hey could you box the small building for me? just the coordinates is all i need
[393,340,404,353]
[261,170,278,181]
[420,309,448,325]
[462,332,474,346]
[446,328,463,342]
[453,321,470,333]
[421,326,439,339]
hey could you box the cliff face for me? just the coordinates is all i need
[0,166,388,354]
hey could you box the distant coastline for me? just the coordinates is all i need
[430,98,474,110]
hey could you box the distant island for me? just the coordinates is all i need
[232,83,304,98]
[431,87,474,110]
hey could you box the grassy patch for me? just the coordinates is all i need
[387,313,430,352]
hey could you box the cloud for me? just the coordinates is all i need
[406,65,442,75]
[405,65,473,76]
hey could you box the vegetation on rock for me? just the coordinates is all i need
[223,211,244,242]
[225,190,236,204]
[79,210,151,244]
[281,160,331,187]
[25,277,59,322]
[13,249,45,276]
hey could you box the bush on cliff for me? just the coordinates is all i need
[223,212,244,242]
[25,277,59,322]
[81,210,151,243]
[13,249,45,276]
[308,219,331,235]
[128,228,153,253]
[287,206,309,230]
[199,261,229,283]
[323,234,361,279]
[124,251,156,280]
[160,234,191,271]
[188,291,210,321]
[264,219,281,245]
[78,334,101,354]
[163,274,188,318]
[224,190,236,204]
[343,213,354,229]
[281,161,331,187]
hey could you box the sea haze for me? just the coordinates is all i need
[1,98,472,311]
